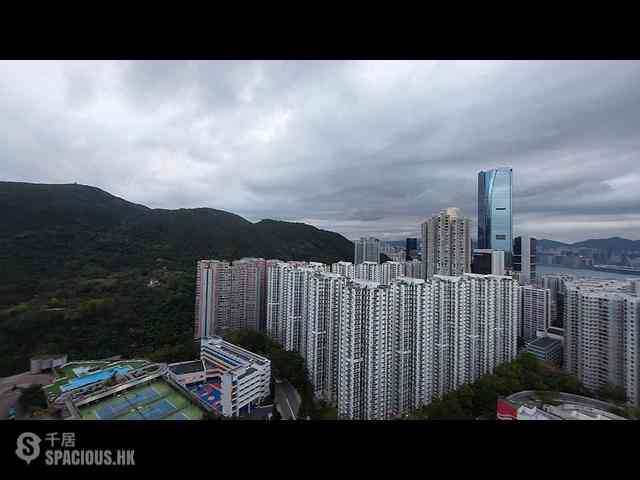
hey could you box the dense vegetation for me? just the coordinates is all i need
[0,181,353,376]
[406,353,635,420]
[18,384,47,411]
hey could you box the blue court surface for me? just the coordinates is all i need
[139,399,177,420]
[118,410,144,420]
[95,398,132,420]
[61,367,130,392]
[125,386,160,407]
[188,382,223,409]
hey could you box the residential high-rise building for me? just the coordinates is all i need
[355,261,382,282]
[471,249,505,275]
[519,285,551,343]
[195,258,272,338]
[478,167,513,266]
[564,279,640,406]
[421,207,472,278]
[539,274,574,330]
[513,236,537,284]
[331,261,355,279]
[230,258,267,332]
[354,237,381,264]
[304,272,347,401]
[266,262,314,353]
[195,260,232,338]
[403,259,423,279]
[406,238,418,261]
[338,280,392,420]
[429,274,519,399]
[389,277,430,415]
[264,262,520,420]
[381,261,404,285]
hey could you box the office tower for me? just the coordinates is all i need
[331,261,355,279]
[564,279,640,406]
[338,280,392,420]
[421,207,472,278]
[381,261,404,285]
[304,272,347,401]
[403,259,423,279]
[519,285,551,343]
[429,274,519,399]
[195,260,231,338]
[354,237,381,264]
[406,238,418,261]
[478,167,513,266]
[513,236,537,284]
[472,249,505,275]
[355,261,382,282]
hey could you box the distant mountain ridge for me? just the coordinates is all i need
[0,181,354,306]
[538,237,640,251]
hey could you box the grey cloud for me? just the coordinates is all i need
[2,60,640,242]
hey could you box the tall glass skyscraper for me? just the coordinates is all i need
[477,167,513,266]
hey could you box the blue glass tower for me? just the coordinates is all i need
[477,167,513,266]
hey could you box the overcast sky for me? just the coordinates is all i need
[2,60,640,242]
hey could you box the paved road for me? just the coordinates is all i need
[274,379,301,420]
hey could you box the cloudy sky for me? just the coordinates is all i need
[2,60,640,242]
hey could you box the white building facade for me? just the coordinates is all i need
[421,207,472,279]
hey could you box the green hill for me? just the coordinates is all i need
[0,181,353,376]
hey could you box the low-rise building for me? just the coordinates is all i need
[497,391,628,420]
[200,337,271,417]
[167,360,206,386]
[524,336,563,366]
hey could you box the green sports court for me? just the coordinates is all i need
[78,379,204,421]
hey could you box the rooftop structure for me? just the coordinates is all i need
[498,391,628,420]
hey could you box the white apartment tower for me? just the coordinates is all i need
[429,274,519,399]
[331,261,355,279]
[403,259,423,279]
[355,261,382,283]
[195,260,231,338]
[381,261,405,285]
[564,279,640,406]
[519,285,551,343]
[338,280,392,420]
[421,208,472,279]
[354,237,381,264]
[266,262,314,353]
[304,272,347,401]
[230,258,267,331]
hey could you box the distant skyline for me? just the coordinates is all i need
[3,60,640,243]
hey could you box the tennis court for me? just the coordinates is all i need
[138,398,177,419]
[118,410,144,420]
[78,379,206,421]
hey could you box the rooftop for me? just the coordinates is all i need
[527,336,562,350]
[169,360,204,375]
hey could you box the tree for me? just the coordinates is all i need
[597,383,627,404]
[18,384,47,411]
